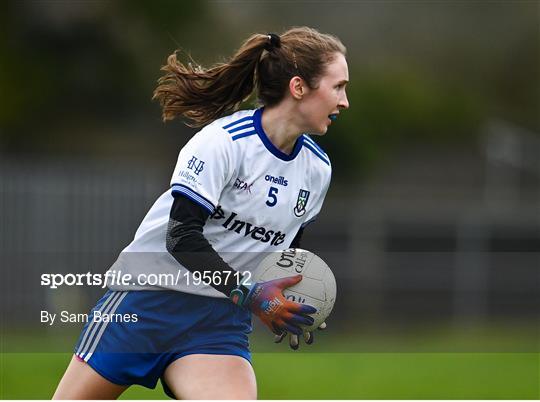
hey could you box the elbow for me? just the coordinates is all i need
[166,219,180,254]
[166,218,205,254]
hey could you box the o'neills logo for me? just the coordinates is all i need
[210,206,286,246]
[265,175,288,186]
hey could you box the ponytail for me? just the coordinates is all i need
[153,34,268,127]
[153,27,346,127]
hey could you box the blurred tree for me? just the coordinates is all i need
[0,0,206,152]
[0,0,536,178]
[318,69,485,181]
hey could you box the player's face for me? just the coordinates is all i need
[298,52,349,135]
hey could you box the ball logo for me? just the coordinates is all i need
[276,249,308,273]
[293,189,310,217]
[276,249,296,268]
[286,294,306,304]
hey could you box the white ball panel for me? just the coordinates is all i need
[252,248,336,331]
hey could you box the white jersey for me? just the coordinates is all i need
[108,108,331,297]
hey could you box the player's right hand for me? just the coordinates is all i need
[241,275,317,335]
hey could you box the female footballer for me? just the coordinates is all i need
[53,26,349,399]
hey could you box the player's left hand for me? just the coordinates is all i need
[274,321,327,350]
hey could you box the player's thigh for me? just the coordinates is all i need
[163,354,257,400]
[53,355,128,400]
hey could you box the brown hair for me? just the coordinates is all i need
[153,26,346,127]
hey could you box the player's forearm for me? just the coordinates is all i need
[166,194,241,296]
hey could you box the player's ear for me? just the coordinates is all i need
[289,76,305,100]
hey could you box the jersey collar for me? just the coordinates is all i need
[253,108,304,161]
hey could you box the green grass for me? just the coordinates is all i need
[1,352,538,399]
[254,353,539,399]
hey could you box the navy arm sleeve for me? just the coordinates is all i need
[166,194,240,297]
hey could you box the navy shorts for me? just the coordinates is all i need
[74,290,252,397]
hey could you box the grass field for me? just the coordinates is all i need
[1,352,538,399]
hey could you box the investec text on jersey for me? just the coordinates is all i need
[210,206,287,246]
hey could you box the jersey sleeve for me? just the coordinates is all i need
[301,166,331,228]
[169,127,234,214]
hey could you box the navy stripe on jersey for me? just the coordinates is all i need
[302,136,330,166]
[232,130,257,141]
[223,116,257,142]
[171,184,215,214]
[228,123,253,133]
[222,115,254,130]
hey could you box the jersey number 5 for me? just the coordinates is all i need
[266,186,278,207]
